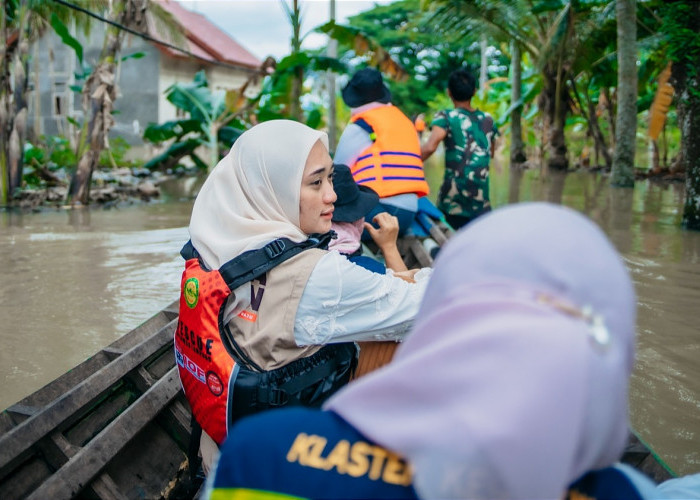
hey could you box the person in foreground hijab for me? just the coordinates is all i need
[175,120,431,475]
[329,164,408,274]
[201,202,700,499]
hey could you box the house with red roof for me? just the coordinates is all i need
[28,0,262,152]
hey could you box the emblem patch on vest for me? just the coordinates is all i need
[184,277,199,308]
[206,370,224,396]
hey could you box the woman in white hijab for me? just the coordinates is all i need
[176,120,430,472]
[202,202,700,499]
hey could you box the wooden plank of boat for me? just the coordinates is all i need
[0,302,202,500]
[0,218,675,498]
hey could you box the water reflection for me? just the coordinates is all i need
[1,168,699,476]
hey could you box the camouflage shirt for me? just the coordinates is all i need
[431,107,498,219]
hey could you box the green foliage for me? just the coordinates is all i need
[657,2,700,100]
[143,119,203,143]
[50,13,83,63]
[99,137,139,168]
[143,71,246,171]
[341,0,483,118]
[120,51,145,62]
[22,135,76,188]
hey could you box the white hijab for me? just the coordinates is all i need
[189,120,329,269]
[326,202,636,499]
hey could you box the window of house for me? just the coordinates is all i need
[52,81,67,117]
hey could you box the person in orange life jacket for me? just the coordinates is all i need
[202,202,700,500]
[329,164,408,275]
[176,120,432,475]
[334,68,429,237]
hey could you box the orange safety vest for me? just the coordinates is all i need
[175,235,357,445]
[350,105,429,198]
[175,258,236,445]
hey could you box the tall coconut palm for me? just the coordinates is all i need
[611,0,637,187]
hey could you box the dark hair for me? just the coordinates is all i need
[448,68,477,101]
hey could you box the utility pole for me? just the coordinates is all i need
[327,0,337,153]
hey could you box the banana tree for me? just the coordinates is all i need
[143,70,253,172]
[67,0,180,205]
[2,0,38,204]
[0,0,105,205]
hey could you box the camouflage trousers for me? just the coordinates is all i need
[438,164,491,220]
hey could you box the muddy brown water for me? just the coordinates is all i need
[1,168,698,476]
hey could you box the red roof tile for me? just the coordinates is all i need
[154,0,261,69]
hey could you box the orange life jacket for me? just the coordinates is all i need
[350,105,429,198]
[175,235,357,445]
[175,258,234,444]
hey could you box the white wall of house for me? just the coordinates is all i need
[158,58,261,124]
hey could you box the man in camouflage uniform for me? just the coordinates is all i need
[421,68,499,229]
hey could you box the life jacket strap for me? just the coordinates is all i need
[179,231,336,292]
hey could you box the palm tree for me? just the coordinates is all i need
[611,0,637,187]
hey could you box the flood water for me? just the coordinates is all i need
[1,167,698,477]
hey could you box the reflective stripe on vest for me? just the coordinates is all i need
[175,258,235,445]
[351,105,429,198]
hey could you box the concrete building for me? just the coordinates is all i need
[28,0,261,155]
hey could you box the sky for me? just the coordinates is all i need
[180,0,394,61]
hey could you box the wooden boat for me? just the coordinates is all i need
[0,215,675,499]
[0,301,203,500]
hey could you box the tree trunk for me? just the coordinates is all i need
[678,72,700,230]
[571,80,612,168]
[289,0,302,122]
[669,3,700,229]
[68,0,148,205]
[611,0,637,187]
[602,88,616,147]
[510,41,526,164]
[291,66,303,122]
[540,66,569,170]
[480,35,488,92]
[1,2,30,204]
[327,0,337,152]
[0,7,12,204]
[8,5,31,197]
